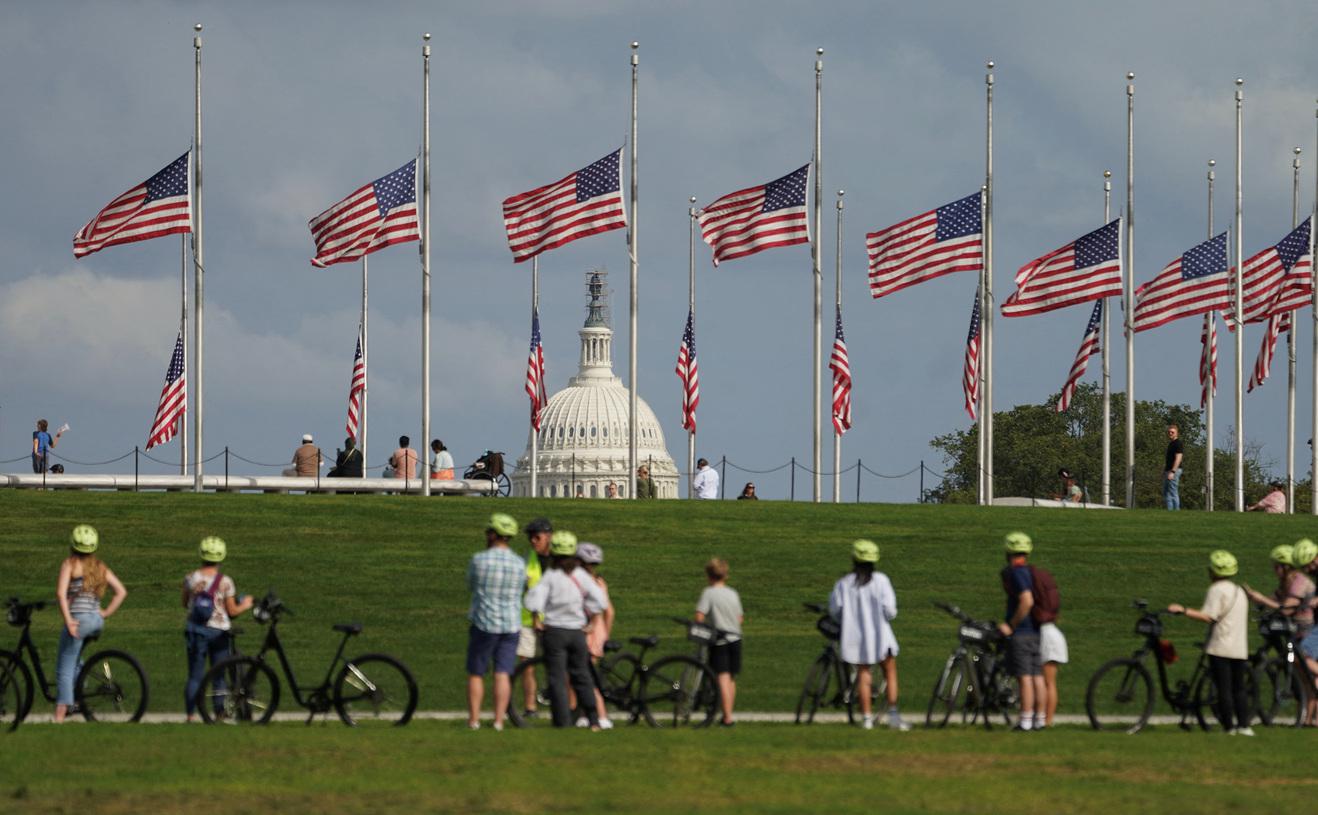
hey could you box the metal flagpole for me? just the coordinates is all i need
[812,47,824,504]
[421,33,432,497]
[1124,72,1136,508]
[1288,146,1302,512]
[833,189,844,503]
[1102,171,1112,505]
[984,61,995,504]
[1234,78,1245,512]
[977,186,987,505]
[530,256,539,498]
[1205,160,1216,511]
[628,41,639,501]
[180,234,188,476]
[1312,98,1318,516]
[361,256,369,473]
[687,196,697,499]
[192,23,205,493]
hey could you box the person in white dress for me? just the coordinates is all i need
[828,539,909,731]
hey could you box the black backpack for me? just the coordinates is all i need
[189,572,222,626]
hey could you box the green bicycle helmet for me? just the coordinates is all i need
[1004,531,1033,555]
[851,539,879,563]
[550,530,578,557]
[1293,539,1318,569]
[1209,549,1239,578]
[1270,544,1295,567]
[199,536,227,563]
[487,512,518,538]
[70,524,99,554]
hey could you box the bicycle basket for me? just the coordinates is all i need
[686,621,716,644]
[1157,638,1178,664]
[5,604,26,628]
[1135,615,1162,637]
[1260,614,1298,638]
[816,616,841,641]
[958,624,990,644]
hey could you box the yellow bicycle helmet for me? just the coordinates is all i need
[851,539,879,563]
[70,524,99,554]
[199,536,227,563]
[487,513,518,538]
[1209,549,1239,578]
[1270,544,1295,567]
[550,530,578,556]
[1293,539,1318,569]
[1004,531,1033,554]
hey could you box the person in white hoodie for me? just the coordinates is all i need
[523,530,608,730]
[828,539,909,731]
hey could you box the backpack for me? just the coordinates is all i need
[189,572,223,626]
[1028,565,1060,624]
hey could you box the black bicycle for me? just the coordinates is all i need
[1251,606,1314,727]
[925,602,1016,730]
[794,602,880,725]
[1085,599,1257,733]
[0,597,148,726]
[195,591,417,727]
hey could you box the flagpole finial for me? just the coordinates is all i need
[986,60,994,69]
[1103,170,1111,179]
[836,190,844,210]
[194,23,202,32]
[193,22,202,48]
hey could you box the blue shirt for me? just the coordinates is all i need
[1002,564,1038,634]
[466,546,526,634]
[33,430,52,455]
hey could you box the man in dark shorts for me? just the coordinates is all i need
[997,532,1046,731]
[1163,423,1184,510]
[464,513,526,731]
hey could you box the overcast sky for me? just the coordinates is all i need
[2,1,1316,501]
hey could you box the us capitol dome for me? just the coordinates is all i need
[512,271,679,498]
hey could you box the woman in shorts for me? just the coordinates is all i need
[577,542,614,729]
[1039,613,1068,728]
[828,539,908,731]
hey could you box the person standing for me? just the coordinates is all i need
[182,536,254,721]
[998,532,1046,731]
[464,513,526,731]
[695,558,744,727]
[516,518,553,718]
[1163,424,1184,511]
[54,525,127,723]
[282,434,321,477]
[31,419,62,474]
[828,540,909,731]
[692,458,719,500]
[1168,551,1252,735]
[431,439,455,480]
[577,542,614,729]
[635,465,656,499]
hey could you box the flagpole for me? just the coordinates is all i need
[977,185,987,506]
[687,196,697,499]
[1234,78,1245,512]
[1287,146,1301,513]
[421,33,432,498]
[984,61,995,505]
[361,256,369,475]
[1102,171,1112,505]
[179,234,188,476]
[1205,160,1216,511]
[833,189,844,503]
[1312,98,1318,517]
[529,256,539,498]
[192,23,205,493]
[1124,71,1136,509]
[812,47,824,504]
[627,41,639,501]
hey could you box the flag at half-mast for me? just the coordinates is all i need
[829,305,852,434]
[345,329,365,441]
[962,293,981,421]
[1227,216,1313,325]
[526,309,548,431]
[73,152,192,258]
[145,331,187,450]
[309,160,419,268]
[1248,311,1290,393]
[699,165,810,266]
[1001,219,1123,317]
[1200,315,1217,409]
[502,149,627,263]
[676,309,699,432]
[1133,232,1230,332]
[1057,301,1102,413]
[867,191,983,299]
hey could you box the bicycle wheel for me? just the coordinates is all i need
[795,653,835,724]
[0,651,32,730]
[0,660,24,732]
[925,653,968,728]
[75,649,148,722]
[640,655,718,728]
[197,656,279,725]
[843,664,886,725]
[1085,658,1154,733]
[1193,664,1260,731]
[1259,656,1304,727]
[334,653,418,727]
[598,652,642,723]
[506,657,553,728]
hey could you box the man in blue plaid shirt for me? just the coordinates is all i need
[465,512,527,730]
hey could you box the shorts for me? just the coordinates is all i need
[516,626,539,659]
[466,626,519,676]
[1007,631,1043,677]
[709,640,742,676]
[1040,622,1069,665]
[1301,628,1318,661]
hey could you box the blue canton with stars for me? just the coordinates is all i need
[966,295,980,342]
[936,192,982,241]
[164,333,185,384]
[576,149,621,202]
[1073,219,1121,268]
[1181,232,1228,280]
[1083,300,1103,334]
[1275,217,1312,271]
[145,153,190,204]
[763,165,809,213]
[371,160,417,217]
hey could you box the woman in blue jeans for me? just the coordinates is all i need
[54,525,127,723]
[182,536,254,721]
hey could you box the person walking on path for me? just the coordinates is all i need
[1168,550,1253,735]
[464,513,526,731]
[516,518,553,718]
[828,539,909,731]
[695,557,744,727]
[1163,424,1184,510]
[692,458,719,499]
[31,419,63,474]
[998,532,1046,731]
[54,525,127,723]
[522,531,606,730]
[182,536,254,721]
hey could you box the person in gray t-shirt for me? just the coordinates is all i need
[695,558,744,726]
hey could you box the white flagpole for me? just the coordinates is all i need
[984,61,995,504]
[812,47,824,504]
[180,234,188,476]
[1124,71,1136,508]
[192,23,205,493]
[361,256,369,474]
[1288,146,1302,512]
[1205,160,1217,511]
[1102,170,1112,505]
[1312,98,1318,517]
[530,256,539,498]
[833,189,844,503]
[1234,78,1245,512]
[688,196,697,499]
[628,41,639,501]
[977,186,987,505]
[421,33,432,497]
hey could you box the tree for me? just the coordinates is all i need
[928,382,1275,509]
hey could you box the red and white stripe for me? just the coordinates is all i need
[502,149,627,263]
[1134,260,1230,333]
[963,294,981,421]
[73,153,192,258]
[867,198,982,299]
[698,166,810,266]
[1002,222,1123,318]
[1200,314,1217,409]
[345,330,365,440]
[1056,302,1102,413]
[309,163,419,269]
[145,331,186,450]
[830,307,852,435]
[676,309,699,432]
[1248,311,1290,392]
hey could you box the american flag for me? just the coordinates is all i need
[963,293,981,421]
[699,165,810,266]
[1133,232,1230,332]
[867,191,983,299]
[526,308,548,431]
[309,160,419,268]
[345,329,365,440]
[1228,216,1313,325]
[1200,314,1217,409]
[1057,301,1103,413]
[145,331,187,450]
[1248,311,1291,392]
[73,152,192,258]
[676,309,699,431]
[1002,219,1123,318]
[829,305,852,435]
[502,149,627,263]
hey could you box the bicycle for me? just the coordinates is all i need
[925,602,1017,730]
[0,596,149,725]
[1085,599,1258,733]
[195,591,417,726]
[0,656,23,732]
[794,602,880,725]
[1250,606,1315,727]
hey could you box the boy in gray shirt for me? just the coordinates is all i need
[695,558,744,727]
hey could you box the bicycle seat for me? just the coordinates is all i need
[333,622,363,635]
[603,640,623,653]
[81,632,100,643]
[628,635,660,649]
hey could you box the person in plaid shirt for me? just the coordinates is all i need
[465,513,526,731]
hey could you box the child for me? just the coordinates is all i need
[828,539,908,731]
[576,542,614,729]
[695,558,744,727]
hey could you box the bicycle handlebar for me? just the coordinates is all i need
[671,616,734,640]
[7,597,50,613]
[803,602,825,614]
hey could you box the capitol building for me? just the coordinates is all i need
[512,272,680,499]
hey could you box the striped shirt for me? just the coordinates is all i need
[67,576,100,616]
[466,546,527,634]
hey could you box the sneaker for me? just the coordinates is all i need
[575,716,590,728]
[467,721,480,731]
[521,708,539,719]
[1011,722,1033,732]
[886,713,912,732]
[598,718,614,730]
[1235,726,1256,737]
[492,721,504,732]
[862,714,874,730]
[718,720,735,728]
